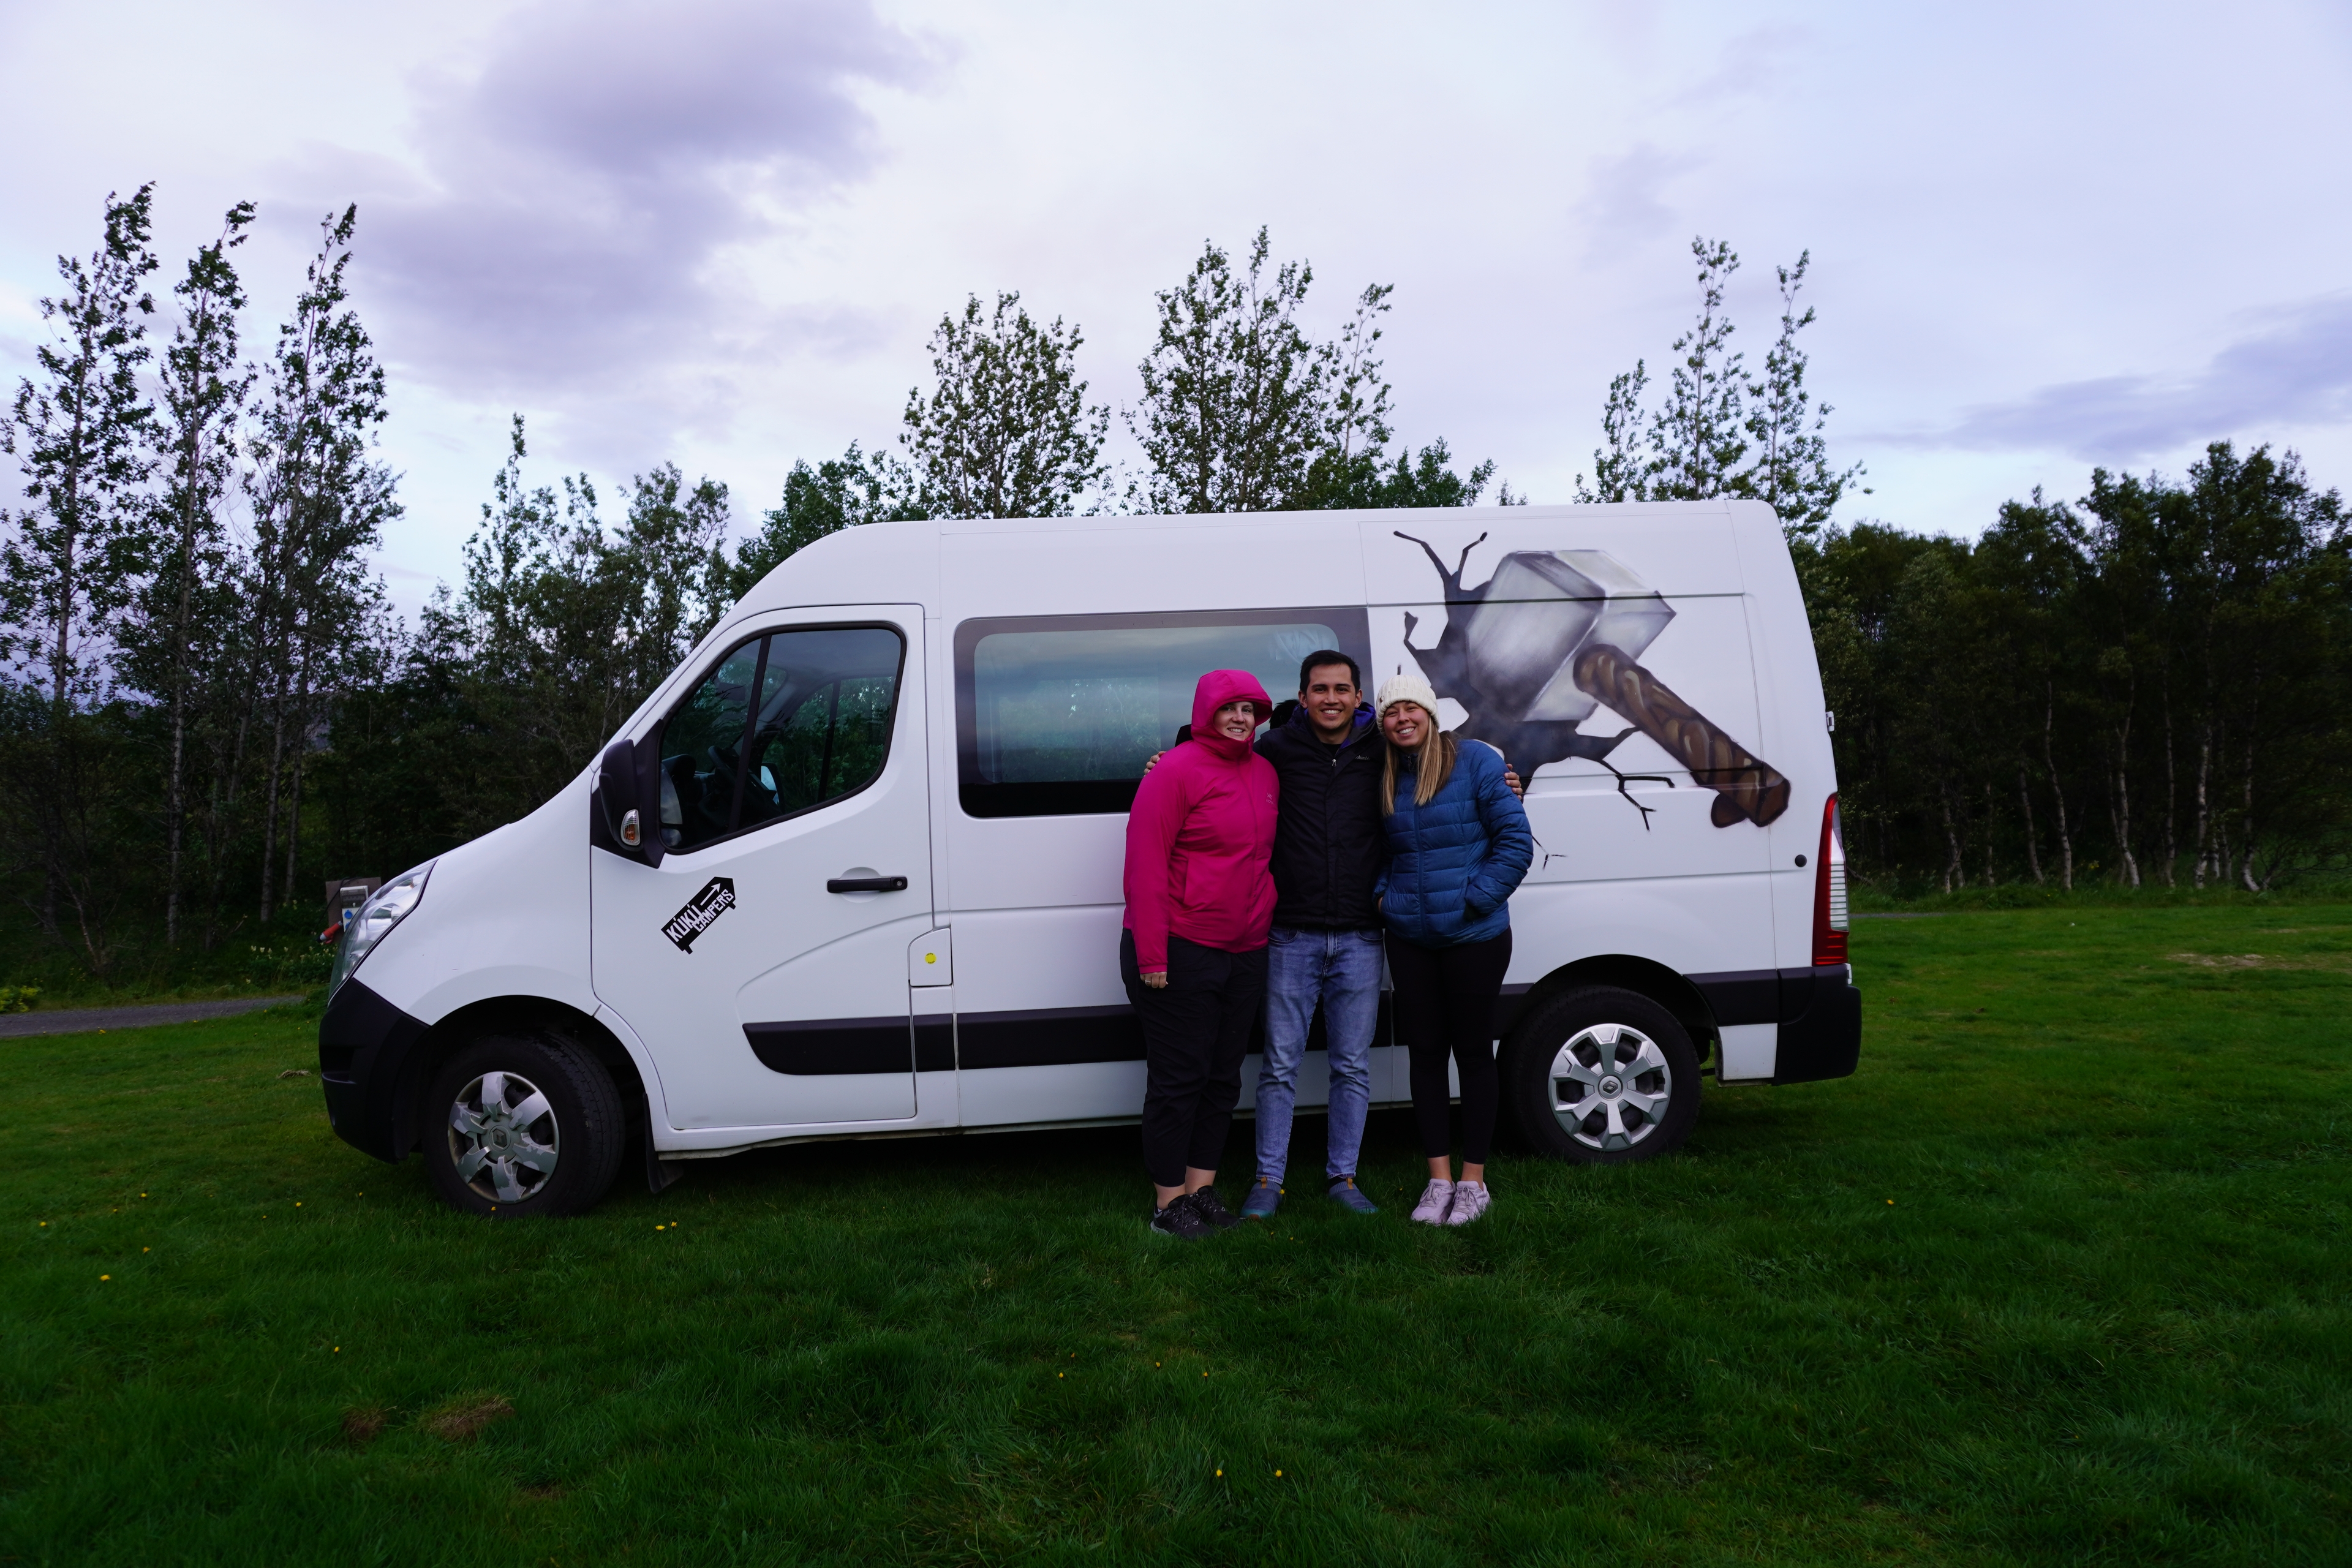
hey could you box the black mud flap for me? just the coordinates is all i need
[1772,963,1862,1084]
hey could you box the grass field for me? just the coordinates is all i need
[4,906,2349,1565]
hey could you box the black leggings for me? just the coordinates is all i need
[1387,929,1512,1166]
[1121,930,1267,1188]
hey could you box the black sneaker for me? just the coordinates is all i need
[1186,1188,1241,1231]
[1150,1197,1215,1240]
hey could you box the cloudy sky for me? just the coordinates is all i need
[3,0,2348,616]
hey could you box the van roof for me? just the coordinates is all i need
[724,499,1779,629]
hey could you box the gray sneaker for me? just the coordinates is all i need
[1443,1180,1491,1226]
[1410,1178,1455,1225]
[1327,1175,1379,1214]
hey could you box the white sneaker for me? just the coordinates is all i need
[1411,1178,1455,1224]
[1444,1180,1490,1226]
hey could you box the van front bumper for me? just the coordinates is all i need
[318,979,431,1163]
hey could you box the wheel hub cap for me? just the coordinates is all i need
[1548,1023,1672,1152]
[447,1071,560,1204]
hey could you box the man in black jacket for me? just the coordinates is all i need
[1240,650,1390,1217]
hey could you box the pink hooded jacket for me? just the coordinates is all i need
[1123,669,1280,971]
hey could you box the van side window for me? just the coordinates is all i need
[659,625,905,851]
[660,639,761,851]
[954,608,1371,817]
[739,627,902,832]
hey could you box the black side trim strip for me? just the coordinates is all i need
[914,1014,954,1074]
[756,992,1414,1079]
[959,1005,1145,1068]
[744,1017,914,1076]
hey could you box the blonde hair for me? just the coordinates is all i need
[1381,720,1458,813]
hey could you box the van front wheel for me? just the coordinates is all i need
[424,1033,625,1216]
[1503,987,1700,1164]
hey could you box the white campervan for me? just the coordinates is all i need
[320,501,1859,1216]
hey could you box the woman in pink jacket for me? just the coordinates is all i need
[1122,669,1280,1238]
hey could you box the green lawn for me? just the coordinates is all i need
[4,907,2348,1565]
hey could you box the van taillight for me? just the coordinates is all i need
[1812,794,1847,965]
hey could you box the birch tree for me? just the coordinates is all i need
[244,206,399,919]
[127,202,255,943]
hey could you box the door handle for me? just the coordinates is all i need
[827,875,908,894]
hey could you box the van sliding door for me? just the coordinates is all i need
[945,606,1376,1127]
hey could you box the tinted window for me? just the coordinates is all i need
[659,625,904,851]
[955,608,1370,817]
[739,629,902,831]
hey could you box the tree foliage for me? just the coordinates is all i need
[900,292,1107,519]
[1580,236,1864,537]
[12,190,2343,996]
[1128,227,1504,514]
[2,185,160,706]
[714,442,916,603]
[1809,445,2350,892]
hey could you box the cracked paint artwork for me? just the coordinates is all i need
[1395,531,1790,830]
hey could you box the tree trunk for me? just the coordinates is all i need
[50,393,87,710]
[165,685,187,946]
[163,445,202,948]
[282,649,313,908]
[2239,738,2260,893]
[2016,761,2043,884]
[2159,671,2178,887]
[258,624,290,922]
[1981,780,1998,886]
[205,663,255,949]
[1940,787,1963,894]
[2192,726,2212,888]
[2109,735,2139,887]
[2043,682,2074,891]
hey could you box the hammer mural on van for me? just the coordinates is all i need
[1396,531,1790,829]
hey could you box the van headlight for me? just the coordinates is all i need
[329,862,434,998]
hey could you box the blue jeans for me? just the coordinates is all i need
[1255,927,1383,1185]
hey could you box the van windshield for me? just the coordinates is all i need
[956,609,1368,817]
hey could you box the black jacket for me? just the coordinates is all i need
[1254,701,1386,931]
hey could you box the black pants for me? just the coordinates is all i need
[1388,928,1513,1166]
[1122,930,1267,1188]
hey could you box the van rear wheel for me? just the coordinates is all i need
[1503,986,1700,1164]
[424,1033,625,1217]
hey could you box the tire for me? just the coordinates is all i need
[1502,986,1701,1165]
[424,1032,626,1217]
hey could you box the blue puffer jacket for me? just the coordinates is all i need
[1376,739,1534,946]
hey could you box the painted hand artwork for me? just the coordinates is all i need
[1396,532,1790,829]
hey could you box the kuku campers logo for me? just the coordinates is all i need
[1396,532,1789,830]
[663,877,737,952]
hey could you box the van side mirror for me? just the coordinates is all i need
[592,734,667,866]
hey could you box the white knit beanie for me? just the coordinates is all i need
[1375,673,1441,719]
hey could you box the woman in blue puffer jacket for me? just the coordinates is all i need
[1373,674,1533,1227]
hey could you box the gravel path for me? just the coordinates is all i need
[0,995,307,1039]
